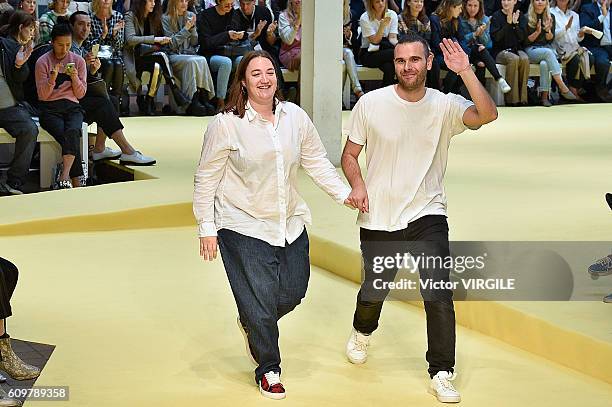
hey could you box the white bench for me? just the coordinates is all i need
[0,121,89,189]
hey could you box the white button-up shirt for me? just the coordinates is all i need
[598,3,612,46]
[193,101,351,247]
[550,6,583,57]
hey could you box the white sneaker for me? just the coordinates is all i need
[92,147,121,161]
[120,151,156,166]
[345,328,370,364]
[429,371,461,403]
[498,77,511,94]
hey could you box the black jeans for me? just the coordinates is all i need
[80,95,124,137]
[38,100,84,178]
[217,228,310,384]
[589,45,612,89]
[135,51,176,89]
[0,104,38,187]
[564,52,595,89]
[353,215,456,378]
[0,257,18,320]
[99,58,124,98]
[360,47,396,86]
[469,44,502,84]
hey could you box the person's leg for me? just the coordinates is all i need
[496,51,519,104]
[517,51,530,104]
[277,229,310,319]
[111,59,125,99]
[0,105,38,191]
[209,55,233,103]
[39,103,74,182]
[478,48,503,80]
[360,48,396,86]
[217,229,283,384]
[564,54,582,95]
[589,46,611,94]
[343,47,363,95]
[63,106,84,185]
[0,257,18,323]
[526,47,551,99]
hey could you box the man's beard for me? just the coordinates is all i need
[397,69,427,92]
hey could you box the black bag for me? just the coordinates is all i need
[135,43,161,58]
[217,40,254,58]
[85,78,110,99]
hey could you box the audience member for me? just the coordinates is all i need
[278,0,301,72]
[431,0,466,93]
[580,0,612,101]
[343,0,364,99]
[39,0,71,44]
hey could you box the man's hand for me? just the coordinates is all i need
[199,236,218,261]
[346,184,369,213]
[440,38,470,74]
[15,42,33,67]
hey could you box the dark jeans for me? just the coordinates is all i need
[360,48,396,86]
[469,44,502,84]
[0,104,38,187]
[0,257,18,320]
[564,52,595,89]
[38,100,84,178]
[217,228,310,384]
[80,95,124,137]
[585,45,611,89]
[135,51,176,89]
[353,215,456,378]
[99,58,124,98]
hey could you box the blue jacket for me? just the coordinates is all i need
[580,2,611,49]
[459,16,493,50]
[430,14,468,64]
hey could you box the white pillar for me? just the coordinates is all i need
[301,0,343,166]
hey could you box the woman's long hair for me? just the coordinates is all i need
[364,0,388,21]
[343,0,351,25]
[434,0,462,32]
[165,0,183,31]
[527,0,551,28]
[223,50,285,118]
[401,0,428,26]
[132,0,163,35]
[285,0,301,26]
[0,9,35,39]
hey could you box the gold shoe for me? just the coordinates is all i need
[0,338,40,381]
[0,387,21,406]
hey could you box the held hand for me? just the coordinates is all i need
[69,66,79,81]
[478,44,485,51]
[199,236,218,261]
[84,52,96,65]
[91,58,101,73]
[440,38,470,74]
[347,184,369,213]
[512,11,520,24]
[15,43,33,66]
[228,30,243,40]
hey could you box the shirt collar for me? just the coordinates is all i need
[245,99,285,123]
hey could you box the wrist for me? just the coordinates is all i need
[457,65,472,75]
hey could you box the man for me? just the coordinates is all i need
[342,33,498,403]
[69,11,155,166]
[580,0,612,101]
[0,25,38,195]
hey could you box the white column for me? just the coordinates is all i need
[300,0,343,166]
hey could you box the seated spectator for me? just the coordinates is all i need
[278,0,300,72]
[124,0,190,115]
[488,0,530,16]
[197,0,244,111]
[460,0,512,93]
[0,257,41,406]
[431,0,466,93]
[70,11,155,165]
[398,0,441,89]
[551,0,594,101]
[359,0,398,87]
[16,0,38,44]
[88,0,126,105]
[162,0,215,115]
[580,0,612,101]
[490,0,530,105]
[524,0,577,106]
[0,10,38,195]
[343,0,364,99]
[39,0,72,44]
[34,23,87,189]
[349,0,365,58]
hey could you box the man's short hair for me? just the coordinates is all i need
[69,10,90,26]
[397,32,431,58]
[50,21,73,40]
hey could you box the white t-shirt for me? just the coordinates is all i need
[344,86,474,232]
[360,10,399,48]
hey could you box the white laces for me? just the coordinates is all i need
[435,371,457,391]
[596,256,612,268]
[353,332,369,352]
[263,371,281,386]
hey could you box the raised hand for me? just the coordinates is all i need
[101,19,108,39]
[255,19,267,36]
[543,17,552,33]
[440,38,470,74]
[112,19,125,37]
[512,10,520,24]
[15,42,33,66]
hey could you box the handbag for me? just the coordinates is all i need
[85,78,110,99]
[217,40,254,58]
[135,43,161,58]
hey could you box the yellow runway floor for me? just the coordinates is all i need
[0,104,611,405]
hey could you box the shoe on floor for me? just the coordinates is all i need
[92,147,121,161]
[236,317,257,366]
[0,387,21,407]
[57,179,72,189]
[119,151,156,166]
[541,98,553,107]
[0,182,23,195]
[560,89,577,100]
[588,255,612,279]
[606,193,612,210]
[604,293,612,303]
[429,371,461,403]
[497,78,511,94]
[259,371,285,400]
[345,328,370,364]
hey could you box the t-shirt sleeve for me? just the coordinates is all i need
[389,11,399,35]
[446,93,475,137]
[344,97,368,146]
[360,14,376,38]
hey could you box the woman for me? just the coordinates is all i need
[359,0,398,87]
[550,0,592,101]
[16,0,39,44]
[124,0,190,115]
[343,0,363,100]
[89,0,126,103]
[35,23,87,189]
[460,0,512,93]
[398,0,441,89]
[431,0,466,93]
[39,0,71,44]
[197,0,243,111]
[163,0,215,115]
[194,50,353,400]
[278,0,300,71]
[490,0,530,105]
[524,0,576,106]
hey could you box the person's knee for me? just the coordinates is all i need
[539,60,548,69]
[64,128,81,155]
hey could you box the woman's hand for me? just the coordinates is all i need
[199,237,218,261]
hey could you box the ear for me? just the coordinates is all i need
[426,51,434,71]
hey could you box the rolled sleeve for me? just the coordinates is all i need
[344,97,367,146]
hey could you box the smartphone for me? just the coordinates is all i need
[91,44,100,59]
[65,62,75,74]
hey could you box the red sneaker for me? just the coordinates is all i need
[259,371,286,400]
